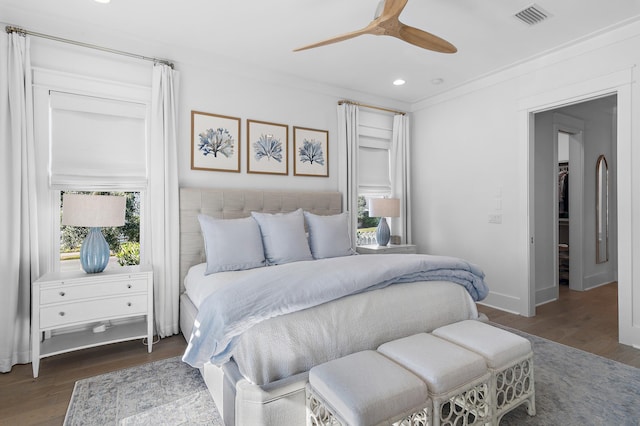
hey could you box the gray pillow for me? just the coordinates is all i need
[251,209,313,265]
[198,214,266,275]
[304,211,356,259]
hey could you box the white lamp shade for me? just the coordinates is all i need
[62,194,126,227]
[369,198,400,218]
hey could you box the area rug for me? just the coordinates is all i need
[64,356,222,425]
[498,326,640,426]
[65,329,640,425]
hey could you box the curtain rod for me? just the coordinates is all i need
[338,99,406,115]
[5,25,174,69]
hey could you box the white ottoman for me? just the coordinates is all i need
[433,320,536,424]
[378,333,491,426]
[306,350,431,426]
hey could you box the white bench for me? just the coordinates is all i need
[378,333,491,426]
[433,320,536,424]
[306,350,431,426]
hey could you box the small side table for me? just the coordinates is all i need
[356,244,417,254]
[31,264,153,378]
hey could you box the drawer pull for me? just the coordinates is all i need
[127,284,132,289]
[59,312,65,317]
[59,291,66,297]
[127,302,132,307]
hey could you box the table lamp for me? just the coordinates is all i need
[62,194,126,273]
[368,198,400,246]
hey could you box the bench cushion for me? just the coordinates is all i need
[378,333,487,395]
[309,350,428,426]
[433,320,532,369]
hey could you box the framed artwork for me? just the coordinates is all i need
[247,119,288,175]
[191,110,241,173]
[293,126,329,177]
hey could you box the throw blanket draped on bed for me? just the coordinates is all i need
[182,254,488,368]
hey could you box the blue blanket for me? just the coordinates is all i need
[182,253,488,368]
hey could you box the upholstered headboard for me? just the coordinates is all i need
[179,187,342,291]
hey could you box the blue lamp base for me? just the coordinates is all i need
[376,217,391,246]
[80,227,110,273]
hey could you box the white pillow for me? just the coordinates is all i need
[198,215,266,275]
[304,211,356,259]
[251,209,313,265]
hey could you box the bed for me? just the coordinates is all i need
[178,187,487,426]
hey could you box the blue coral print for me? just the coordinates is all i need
[254,134,283,162]
[198,128,234,158]
[298,139,324,165]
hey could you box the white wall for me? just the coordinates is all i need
[15,24,411,277]
[410,19,640,348]
[22,28,410,196]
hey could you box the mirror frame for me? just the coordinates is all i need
[596,154,609,264]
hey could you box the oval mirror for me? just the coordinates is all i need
[596,155,608,264]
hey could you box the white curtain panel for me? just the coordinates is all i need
[337,103,360,247]
[0,32,39,372]
[390,114,412,244]
[149,64,180,337]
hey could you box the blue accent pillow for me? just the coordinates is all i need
[198,215,266,275]
[304,211,356,259]
[251,209,313,265]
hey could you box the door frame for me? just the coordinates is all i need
[520,69,632,338]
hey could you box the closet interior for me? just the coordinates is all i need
[559,161,569,285]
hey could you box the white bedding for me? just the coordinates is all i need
[184,260,481,385]
[183,254,487,369]
[184,263,248,309]
[231,279,479,385]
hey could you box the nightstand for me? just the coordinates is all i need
[356,244,417,254]
[31,264,153,378]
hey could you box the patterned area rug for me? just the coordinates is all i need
[499,326,640,426]
[64,329,640,425]
[64,357,222,425]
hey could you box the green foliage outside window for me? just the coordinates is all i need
[357,195,380,229]
[116,242,140,266]
[60,191,140,255]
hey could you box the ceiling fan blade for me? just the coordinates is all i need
[397,23,457,53]
[293,26,374,52]
[380,0,409,18]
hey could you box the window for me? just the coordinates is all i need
[32,69,151,275]
[59,191,141,272]
[356,110,394,245]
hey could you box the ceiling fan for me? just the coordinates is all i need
[293,0,457,53]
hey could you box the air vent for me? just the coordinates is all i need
[515,4,551,26]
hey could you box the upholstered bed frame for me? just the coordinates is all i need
[178,187,343,426]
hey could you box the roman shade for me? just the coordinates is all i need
[49,91,147,189]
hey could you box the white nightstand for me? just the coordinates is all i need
[31,264,153,378]
[356,244,417,254]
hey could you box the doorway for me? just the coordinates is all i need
[532,95,618,311]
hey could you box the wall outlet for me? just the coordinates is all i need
[488,214,503,224]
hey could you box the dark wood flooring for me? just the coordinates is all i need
[1,281,638,425]
[0,335,187,426]
[478,282,640,368]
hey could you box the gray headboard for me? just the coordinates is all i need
[179,187,342,291]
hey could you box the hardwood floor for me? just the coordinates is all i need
[478,282,640,369]
[1,282,639,425]
[0,335,187,426]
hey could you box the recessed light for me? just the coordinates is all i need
[431,78,444,85]
[393,79,406,86]
[94,0,111,4]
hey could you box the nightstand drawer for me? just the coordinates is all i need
[40,294,148,329]
[40,278,147,304]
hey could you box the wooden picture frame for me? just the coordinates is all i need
[247,119,288,175]
[293,126,329,177]
[191,110,241,173]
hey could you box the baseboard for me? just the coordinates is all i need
[478,291,523,315]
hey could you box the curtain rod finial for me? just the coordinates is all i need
[6,26,27,36]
